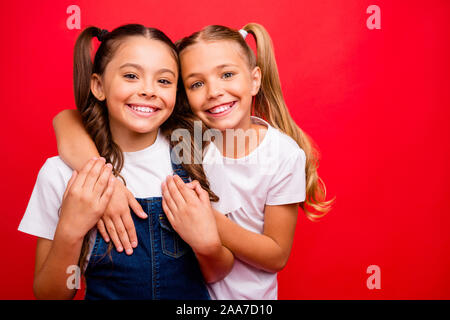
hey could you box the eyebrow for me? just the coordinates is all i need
[184,63,239,80]
[119,63,176,77]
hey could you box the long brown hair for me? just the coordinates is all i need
[73,24,217,272]
[176,23,334,220]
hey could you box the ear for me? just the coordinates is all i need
[91,73,106,101]
[250,66,262,96]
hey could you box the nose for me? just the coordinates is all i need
[207,80,224,100]
[139,81,156,98]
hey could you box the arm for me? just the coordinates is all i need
[33,158,115,299]
[53,109,100,170]
[34,235,83,300]
[52,109,146,254]
[212,203,299,273]
[162,175,234,283]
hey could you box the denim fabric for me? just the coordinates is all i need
[84,160,210,300]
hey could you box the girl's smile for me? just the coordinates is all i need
[126,103,161,118]
[205,101,237,117]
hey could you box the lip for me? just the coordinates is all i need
[126,104,160,118]
[206,101,236,118]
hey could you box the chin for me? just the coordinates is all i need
[202,117,242,132]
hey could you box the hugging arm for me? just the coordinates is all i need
[53,109,146,255]
[163,177,298,275]
[162,175,234,283]
[212,203,299,273]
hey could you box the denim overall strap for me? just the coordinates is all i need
[170,152,191,184]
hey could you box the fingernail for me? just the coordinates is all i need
[106,163,112,168]
[126,248,133,255]
[117,246,123,252]
[142,212,148,218]
[131,241,137,248]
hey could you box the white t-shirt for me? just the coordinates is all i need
[18,131,239,266]
[204,117,306,300]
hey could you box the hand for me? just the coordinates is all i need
[96,180,147,255]
[58,157,115,241]
[161,175,221,256]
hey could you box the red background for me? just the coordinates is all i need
[1,0,449,299]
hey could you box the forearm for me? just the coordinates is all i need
[213,210,287,273]
[53,109,100,171]
[195,243,234,284]
[33,226,84,300]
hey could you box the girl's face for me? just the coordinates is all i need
[180,40,261,132]
[91,36,178,146]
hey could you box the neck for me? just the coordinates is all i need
[109,122,159,152]
[217,117,267,159]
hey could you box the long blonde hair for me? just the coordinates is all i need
[176,23,334,220]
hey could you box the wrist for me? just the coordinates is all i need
[54,219,86,245]
[193,239,223,259]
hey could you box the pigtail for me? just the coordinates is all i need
[73,27,99,110]
[73,26,125,181]
[72,26,121,273]
[243,23,334,220]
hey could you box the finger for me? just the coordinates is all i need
[185,180,200,190]
[166,175,186,205]
[98,175,115,211]
[121,212,138,249]
[162,198,175,225]
[194,183,210,203]
[173,174,197,201]
[126,189,147,219]
[63,170,78,200]
[83,157,106,191]
[97,219,110,243]
[112,217,133,255]
[162,181,179,214]
[72,158,97,190]
[104,218,124,253]
[93,163,112,197]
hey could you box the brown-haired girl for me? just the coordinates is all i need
[18,24,234,299]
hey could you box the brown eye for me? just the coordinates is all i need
[124,74,138,80]
[190,81,203,89]
[158,79,172,85]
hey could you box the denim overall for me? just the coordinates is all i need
[84,158,211,300]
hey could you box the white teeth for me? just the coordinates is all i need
[209,103,233,114]
[129,105,156,113]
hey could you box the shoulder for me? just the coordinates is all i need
[33,156,74,197]
[18,157,72,240]
[38,156,73,183]
[264,125,306,164]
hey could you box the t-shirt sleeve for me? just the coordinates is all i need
[265,148,306,206]
[18,159,67,240]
